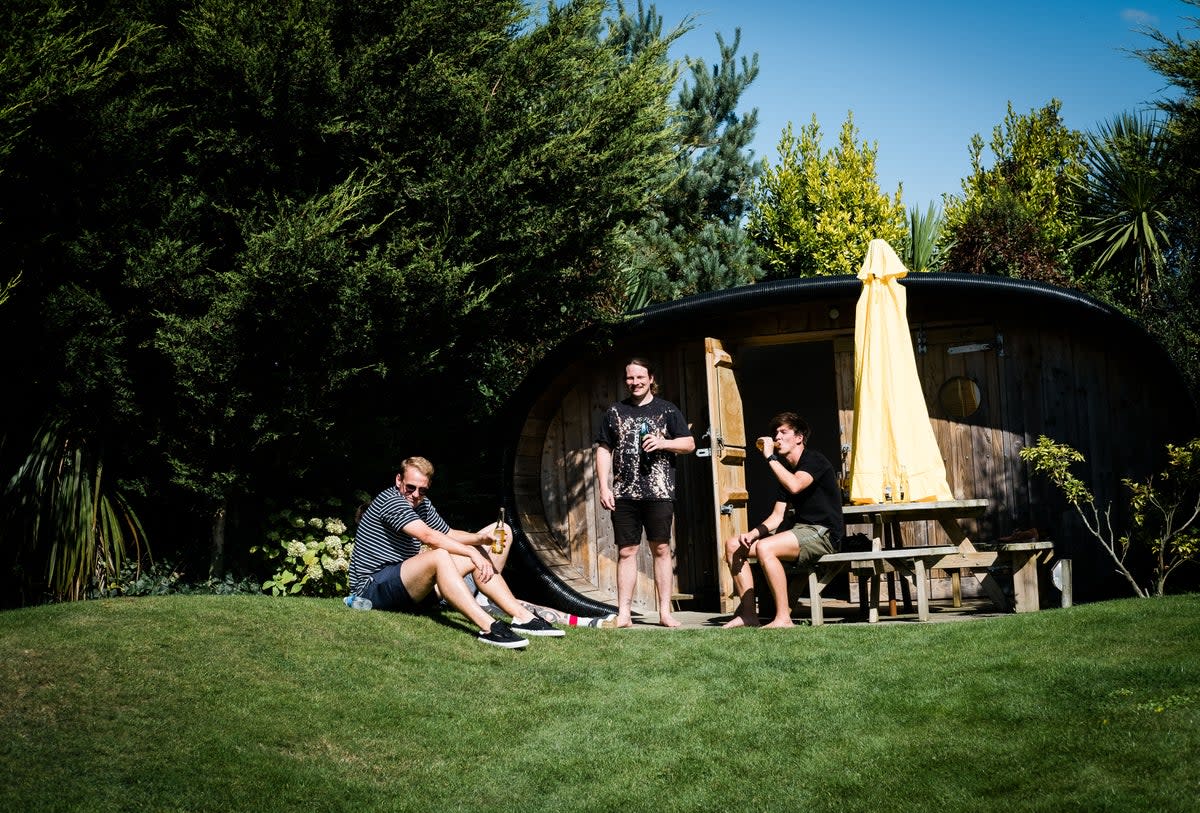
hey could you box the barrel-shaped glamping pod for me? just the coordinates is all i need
[499,274,1198,616]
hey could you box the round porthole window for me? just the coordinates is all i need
[939,376,981,419]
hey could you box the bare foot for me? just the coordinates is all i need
[615,615,634,628]
[762,618,795,628]
[721,614,761,629]
[658,614,682,628]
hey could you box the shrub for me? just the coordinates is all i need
[95,559,260,597]
[1020,435,1200,596]
[251,501,356,597]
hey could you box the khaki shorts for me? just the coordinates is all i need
[786,524,835,568]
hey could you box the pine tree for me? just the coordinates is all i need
[615,4,764,309]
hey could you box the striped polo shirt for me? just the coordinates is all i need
[349,486,451,592]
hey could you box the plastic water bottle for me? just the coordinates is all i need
[344,594,372,611]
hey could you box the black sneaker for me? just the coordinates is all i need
[477,620,529,649]
[511,614,566,637]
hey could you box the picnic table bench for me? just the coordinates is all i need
[748,536,1063,625]
[806,545,960,625]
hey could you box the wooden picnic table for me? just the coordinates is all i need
[830,499,1054,622]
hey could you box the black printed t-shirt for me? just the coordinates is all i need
[596,396,690,501]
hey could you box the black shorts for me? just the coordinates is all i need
[360,562,438,613]
[612,499,675,547]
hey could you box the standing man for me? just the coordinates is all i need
[349,456,564,649]
[722,412,844,628]
[595,357,696,627]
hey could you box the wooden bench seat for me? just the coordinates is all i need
[670,592,693,611]
[991,540,1057,612]
[808,546,960,625]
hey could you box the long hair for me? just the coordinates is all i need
[625,356,660,395]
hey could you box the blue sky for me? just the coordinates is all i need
[644,0,1192,208]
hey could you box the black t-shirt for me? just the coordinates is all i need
[596,396,690,501]
[776,447,845,545]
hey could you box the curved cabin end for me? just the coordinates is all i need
[502,275,1199,615]
[508,357,608,606]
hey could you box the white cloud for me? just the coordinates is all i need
[1121,8,1159,26]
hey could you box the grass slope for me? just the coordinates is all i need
[2,594,1199,812]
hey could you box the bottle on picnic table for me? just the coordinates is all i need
[491,506,506,554]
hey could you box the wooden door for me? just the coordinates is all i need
[704,338,749,613]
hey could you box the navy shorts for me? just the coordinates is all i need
[612,499,675,547]
[360,562,438,613]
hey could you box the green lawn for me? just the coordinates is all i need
[2,593,1198,812]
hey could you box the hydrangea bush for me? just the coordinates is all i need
[252,501,356,597]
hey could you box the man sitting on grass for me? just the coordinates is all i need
[348,456,564,649]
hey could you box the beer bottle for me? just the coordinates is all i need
[491,507,506,554]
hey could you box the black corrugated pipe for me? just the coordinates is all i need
[624,276,859,329]
[507,526,619,618]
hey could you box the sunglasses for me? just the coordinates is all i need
[401,483,430,497]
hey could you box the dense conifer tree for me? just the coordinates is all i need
[1135,1,1200,403]
[0,0,682,585]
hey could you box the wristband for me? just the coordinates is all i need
[767,453,780,463]
[753,523,770,539]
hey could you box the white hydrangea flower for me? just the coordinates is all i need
[286,540,306,558]
[332,557,349,572]
[323,534,342,548]
[291,517,306,528]
[325,518,347,535]
[308,517,324,529]
[306,562,323,580]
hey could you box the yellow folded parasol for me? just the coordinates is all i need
[849,239,953,504]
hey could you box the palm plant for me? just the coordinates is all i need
[903,202,945,272]
[4,419,147,601]
[1073,112,1171,310]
